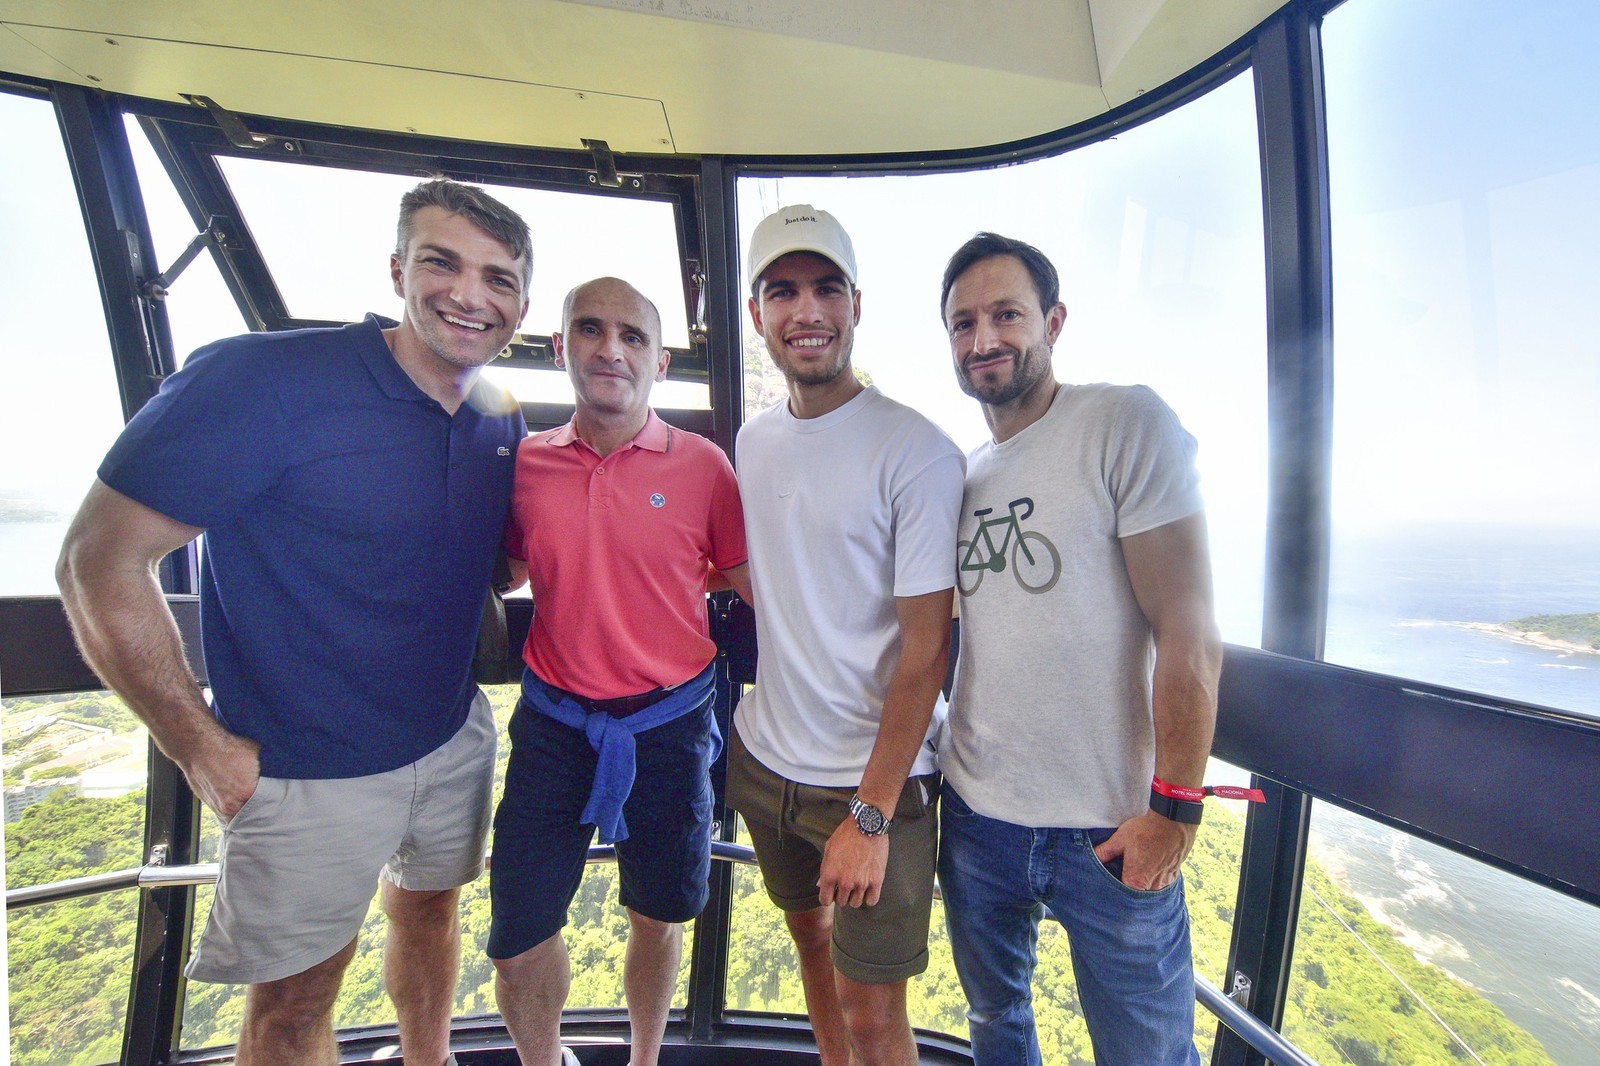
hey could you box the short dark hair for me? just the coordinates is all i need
[940,232,1060,319]
[396,179,533,286]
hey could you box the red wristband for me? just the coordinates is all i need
[1152,776,1268,805]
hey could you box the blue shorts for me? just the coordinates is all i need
[486,684,717,960]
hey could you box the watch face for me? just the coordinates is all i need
[852,799,888,835]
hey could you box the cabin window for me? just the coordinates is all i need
[1295,1,1600,1061]
[212,157,707,410]
[122,117,248,366]
[731,66,1266,1057]
[1284,804,1600,1064]
[1322,0,1600,719]
[2,89,149,1066]
[0,92,124,598]
[736,71,1266,650]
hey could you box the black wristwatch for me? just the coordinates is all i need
[848,794,891,836]
[1148,787,1205,825]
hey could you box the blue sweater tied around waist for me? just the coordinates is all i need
[521,663,719,844]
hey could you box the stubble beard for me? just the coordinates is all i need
[414,312,510,375]
[772,333,853,391]
[960,343,1050,406]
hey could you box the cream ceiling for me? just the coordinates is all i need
[0,0,1289,156]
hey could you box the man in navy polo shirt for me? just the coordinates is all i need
[57,179,531,1066]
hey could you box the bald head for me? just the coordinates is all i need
[555,276,672,425]
[561,277,662,349]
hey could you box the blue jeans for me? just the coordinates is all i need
[938,785,1200,1066]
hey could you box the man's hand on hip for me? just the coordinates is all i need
[183,730,264,822]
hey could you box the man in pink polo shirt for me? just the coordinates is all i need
[488,277,751,1066]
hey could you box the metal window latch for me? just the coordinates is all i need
[1228,971,1253,1008]
[181,94,300,154]
[690,267,708,344]
[581,138,642,189]
[146,844,169,868]
[142,216,233,301]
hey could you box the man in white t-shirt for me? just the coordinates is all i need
[937,231,1224,1066]
[728,204,964,1066]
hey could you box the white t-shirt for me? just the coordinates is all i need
[734,385,965,786]
[941,383,1203,827]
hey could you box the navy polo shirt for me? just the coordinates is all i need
[100,315,525,778]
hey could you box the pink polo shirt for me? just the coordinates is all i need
[504,410,747,699]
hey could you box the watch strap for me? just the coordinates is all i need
[848,793,891,836]
[1148,787,1204,825]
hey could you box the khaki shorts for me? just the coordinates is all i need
[726,725,939,985]
[186,691,496,986]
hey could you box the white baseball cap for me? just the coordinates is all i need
[746,204,857,289]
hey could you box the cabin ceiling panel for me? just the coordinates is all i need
[1,0,1291,156]
[557,0,1105,83]
[0,21,81,83]
[1096,0,1286,108]
[1,23,674,153]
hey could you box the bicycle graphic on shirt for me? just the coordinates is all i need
[957,496,1062,596]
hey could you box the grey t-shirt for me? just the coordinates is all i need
[941,382,1202,828]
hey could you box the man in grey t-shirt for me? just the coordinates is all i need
[936,232,1223,1066]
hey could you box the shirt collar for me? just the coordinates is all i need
[543,409,672,453]
[354,314,422,403]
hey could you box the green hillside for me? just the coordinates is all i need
[1505,612,1600,650]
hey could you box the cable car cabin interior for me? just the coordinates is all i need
[3,0,1598,1063]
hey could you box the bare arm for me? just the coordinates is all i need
[505,555,529,593]
[818,586,953,908]
[709,561,754,606]
[1094,512,1223,890]
[56,480,261,819]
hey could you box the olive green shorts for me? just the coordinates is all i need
[726,725,939,985]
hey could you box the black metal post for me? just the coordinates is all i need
[53,83,199,1066]
[1215,6,1333,1064]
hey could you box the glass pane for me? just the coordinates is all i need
[122,116,248,366]
[3,694,150,887]
[1285,803,1593,1064]
[736,69,1266,646]
[6,892,139,1066]
[0,92,123,596]
[214,157,705,408]
[726,859,806,1016]
[1186,758,1252,990]
[1323,0,1600,717]
[5,776,147,1066]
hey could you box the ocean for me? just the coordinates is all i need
[1311,523,1600,1064]
[0,513,73,599]
[3,515,1597,1060]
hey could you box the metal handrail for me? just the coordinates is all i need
[9,843,1320,1066]
[5,867,145,908]
[1196,974,1321,1066]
